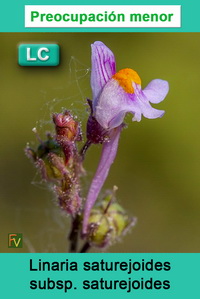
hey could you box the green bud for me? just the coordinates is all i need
[37,138,62,159]
[25,132,67,181]
[87,191,135,248]
[41,154,65,180]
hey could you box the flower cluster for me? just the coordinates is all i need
[26,41,169,252]
[25,111,83,216]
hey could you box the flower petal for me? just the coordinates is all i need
[138,101,165,119]
[82,126,122,235]
[91,41,116,107]
[95,79,165,129]
[94,79,129,129]
[142,79,169,104]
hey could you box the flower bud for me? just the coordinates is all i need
[53,111,82,165]
[37,138,62,158]
[53,110,81,142]
[25,135,66,181]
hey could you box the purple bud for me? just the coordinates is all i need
[53,110,81,142]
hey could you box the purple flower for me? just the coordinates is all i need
[82,41,169,234]
[92,41,169,130]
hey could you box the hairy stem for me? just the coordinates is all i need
[79,140,92,161]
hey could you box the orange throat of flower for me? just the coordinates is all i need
[112,68,141,94]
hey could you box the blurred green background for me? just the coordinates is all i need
[1,33,200,253]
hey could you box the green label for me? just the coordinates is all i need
[8,233,23,248]
[18,44,60,66]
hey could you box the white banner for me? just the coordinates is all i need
[25,5,181,28]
